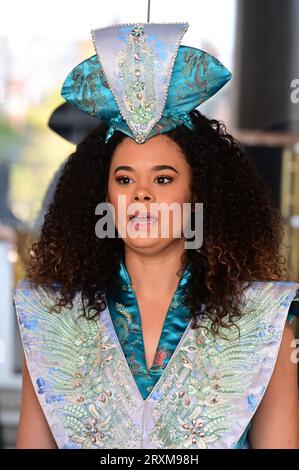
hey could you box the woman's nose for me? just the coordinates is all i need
[132,189,154,202]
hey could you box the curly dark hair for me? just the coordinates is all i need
[26,109,289,335]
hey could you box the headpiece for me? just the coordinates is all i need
[59,22,231,144]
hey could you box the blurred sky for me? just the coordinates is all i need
[1,0,236,66]
[1,0,236,117]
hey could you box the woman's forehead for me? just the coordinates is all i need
[111,134,186,166]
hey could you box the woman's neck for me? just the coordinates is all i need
[123,246,187,300]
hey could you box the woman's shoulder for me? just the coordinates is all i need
[13,278,83,326]
[14,278,63,296]
[245,279,299,297]
[13,278,101,365]
[14,278,64,309]
[243,279,299,324]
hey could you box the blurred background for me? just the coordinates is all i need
[0,0,298,448]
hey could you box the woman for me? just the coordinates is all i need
[14,22,299,449]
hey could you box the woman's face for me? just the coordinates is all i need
[106,134,192,253]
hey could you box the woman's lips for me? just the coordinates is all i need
[128,215,158,230]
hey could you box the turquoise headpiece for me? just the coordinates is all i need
[61,22,231,144]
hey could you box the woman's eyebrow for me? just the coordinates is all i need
[114,165,179,174]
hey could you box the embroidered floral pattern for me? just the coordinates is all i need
[147,282,299,448]
[14,281,141,449]
[62,55,109,118]
[152,347,169,368]
[14,279,299,449]
[90,23,189,143]
[118,25,156,128]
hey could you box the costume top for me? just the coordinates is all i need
[13,261,299,449]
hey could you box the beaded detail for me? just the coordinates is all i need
[118,25,156,130]
[91,22,189,143]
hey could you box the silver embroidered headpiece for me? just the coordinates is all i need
[60,22,232,144]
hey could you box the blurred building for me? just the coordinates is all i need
[233,0,299,281]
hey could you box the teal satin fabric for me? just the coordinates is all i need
[61,40,231,143]
[106,259,192,400]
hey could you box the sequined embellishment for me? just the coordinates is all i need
[91,22,189,143]
[14,279,299,449]
[118,25,156,131]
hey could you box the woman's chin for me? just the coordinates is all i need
[116,222,183,250]
[125,236,163,249]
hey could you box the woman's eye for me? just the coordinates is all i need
[115,175,173,185]
[155,175,173,184]
[115,176,134,185]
